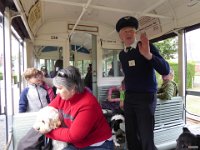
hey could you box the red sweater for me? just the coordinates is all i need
[46,88,112,148]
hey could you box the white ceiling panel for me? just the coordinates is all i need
[14,0,200,42]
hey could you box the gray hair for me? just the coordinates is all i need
[53,66,84,93]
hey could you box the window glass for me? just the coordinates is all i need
[11,35,20,83]
[76,60,92,78]
[11,35,22,114]
[0,13,5,114]
[153,37,178,86]
[0,12,6,149]
[102,49,123,77]
[185,28,200,125]
[19,43,24,92]
[186,29,200,91]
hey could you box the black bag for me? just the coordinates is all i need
[17,128,52,150]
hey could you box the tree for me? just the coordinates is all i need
[154,37,178,60]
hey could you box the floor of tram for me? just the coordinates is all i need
[0,115,6,149]
[0,115,199,150]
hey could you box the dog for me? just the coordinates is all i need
[176,127,200,150]
[103,109,126,147]
[33,106,68,150]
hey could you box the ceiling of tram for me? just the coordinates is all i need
[0,0,30,39]
[2,0,200,42]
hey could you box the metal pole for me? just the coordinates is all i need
[4,7,13,144]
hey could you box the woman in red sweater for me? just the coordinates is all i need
[45,66,113,150]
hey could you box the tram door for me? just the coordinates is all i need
[70,32,97,96]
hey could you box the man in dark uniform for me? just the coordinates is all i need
[116,16,170,150]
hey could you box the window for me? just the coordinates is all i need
[11,32,25,114]
[102,49,123,77]
[185,28,200,124]
[0,13,5,114]
[76,60,92,78]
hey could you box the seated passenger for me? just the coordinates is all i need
[44,66,113,149]
[119,80,125,110]
[107,86,120,102]
[101,80,125,111]
[157,68,178,100]
[108,79,125,102]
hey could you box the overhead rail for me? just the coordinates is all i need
[42,0,171,19]
[68,0,93,37]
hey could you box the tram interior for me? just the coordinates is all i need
[1,0,200,149]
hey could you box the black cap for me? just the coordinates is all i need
[116,16,139,32]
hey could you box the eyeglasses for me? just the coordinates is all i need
[57,71,68,78]
[41,66,46,70]
[57,70,78,84]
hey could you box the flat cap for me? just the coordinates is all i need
[116,16,139,32]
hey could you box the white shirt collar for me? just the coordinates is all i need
[124,39,138,52]
[131,39,138,49]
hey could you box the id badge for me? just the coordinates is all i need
[129,60,135,66]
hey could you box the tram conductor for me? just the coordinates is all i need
[116,16,170,150]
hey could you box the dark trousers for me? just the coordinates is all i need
[124,92,157,150]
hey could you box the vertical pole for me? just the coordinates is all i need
[113,51,118,76]
[178,30,186,97]
[91,34,97,96]
[178,30,186,123]
[4,7,13,143]
[63,37,70,68]
[74,45,78,67]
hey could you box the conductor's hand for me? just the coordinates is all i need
[138,32,152,60]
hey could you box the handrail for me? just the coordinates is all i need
[186,90,200,96]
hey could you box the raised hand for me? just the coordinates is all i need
[138,32,152,60]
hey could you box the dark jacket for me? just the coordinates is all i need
[119,43,170,93]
